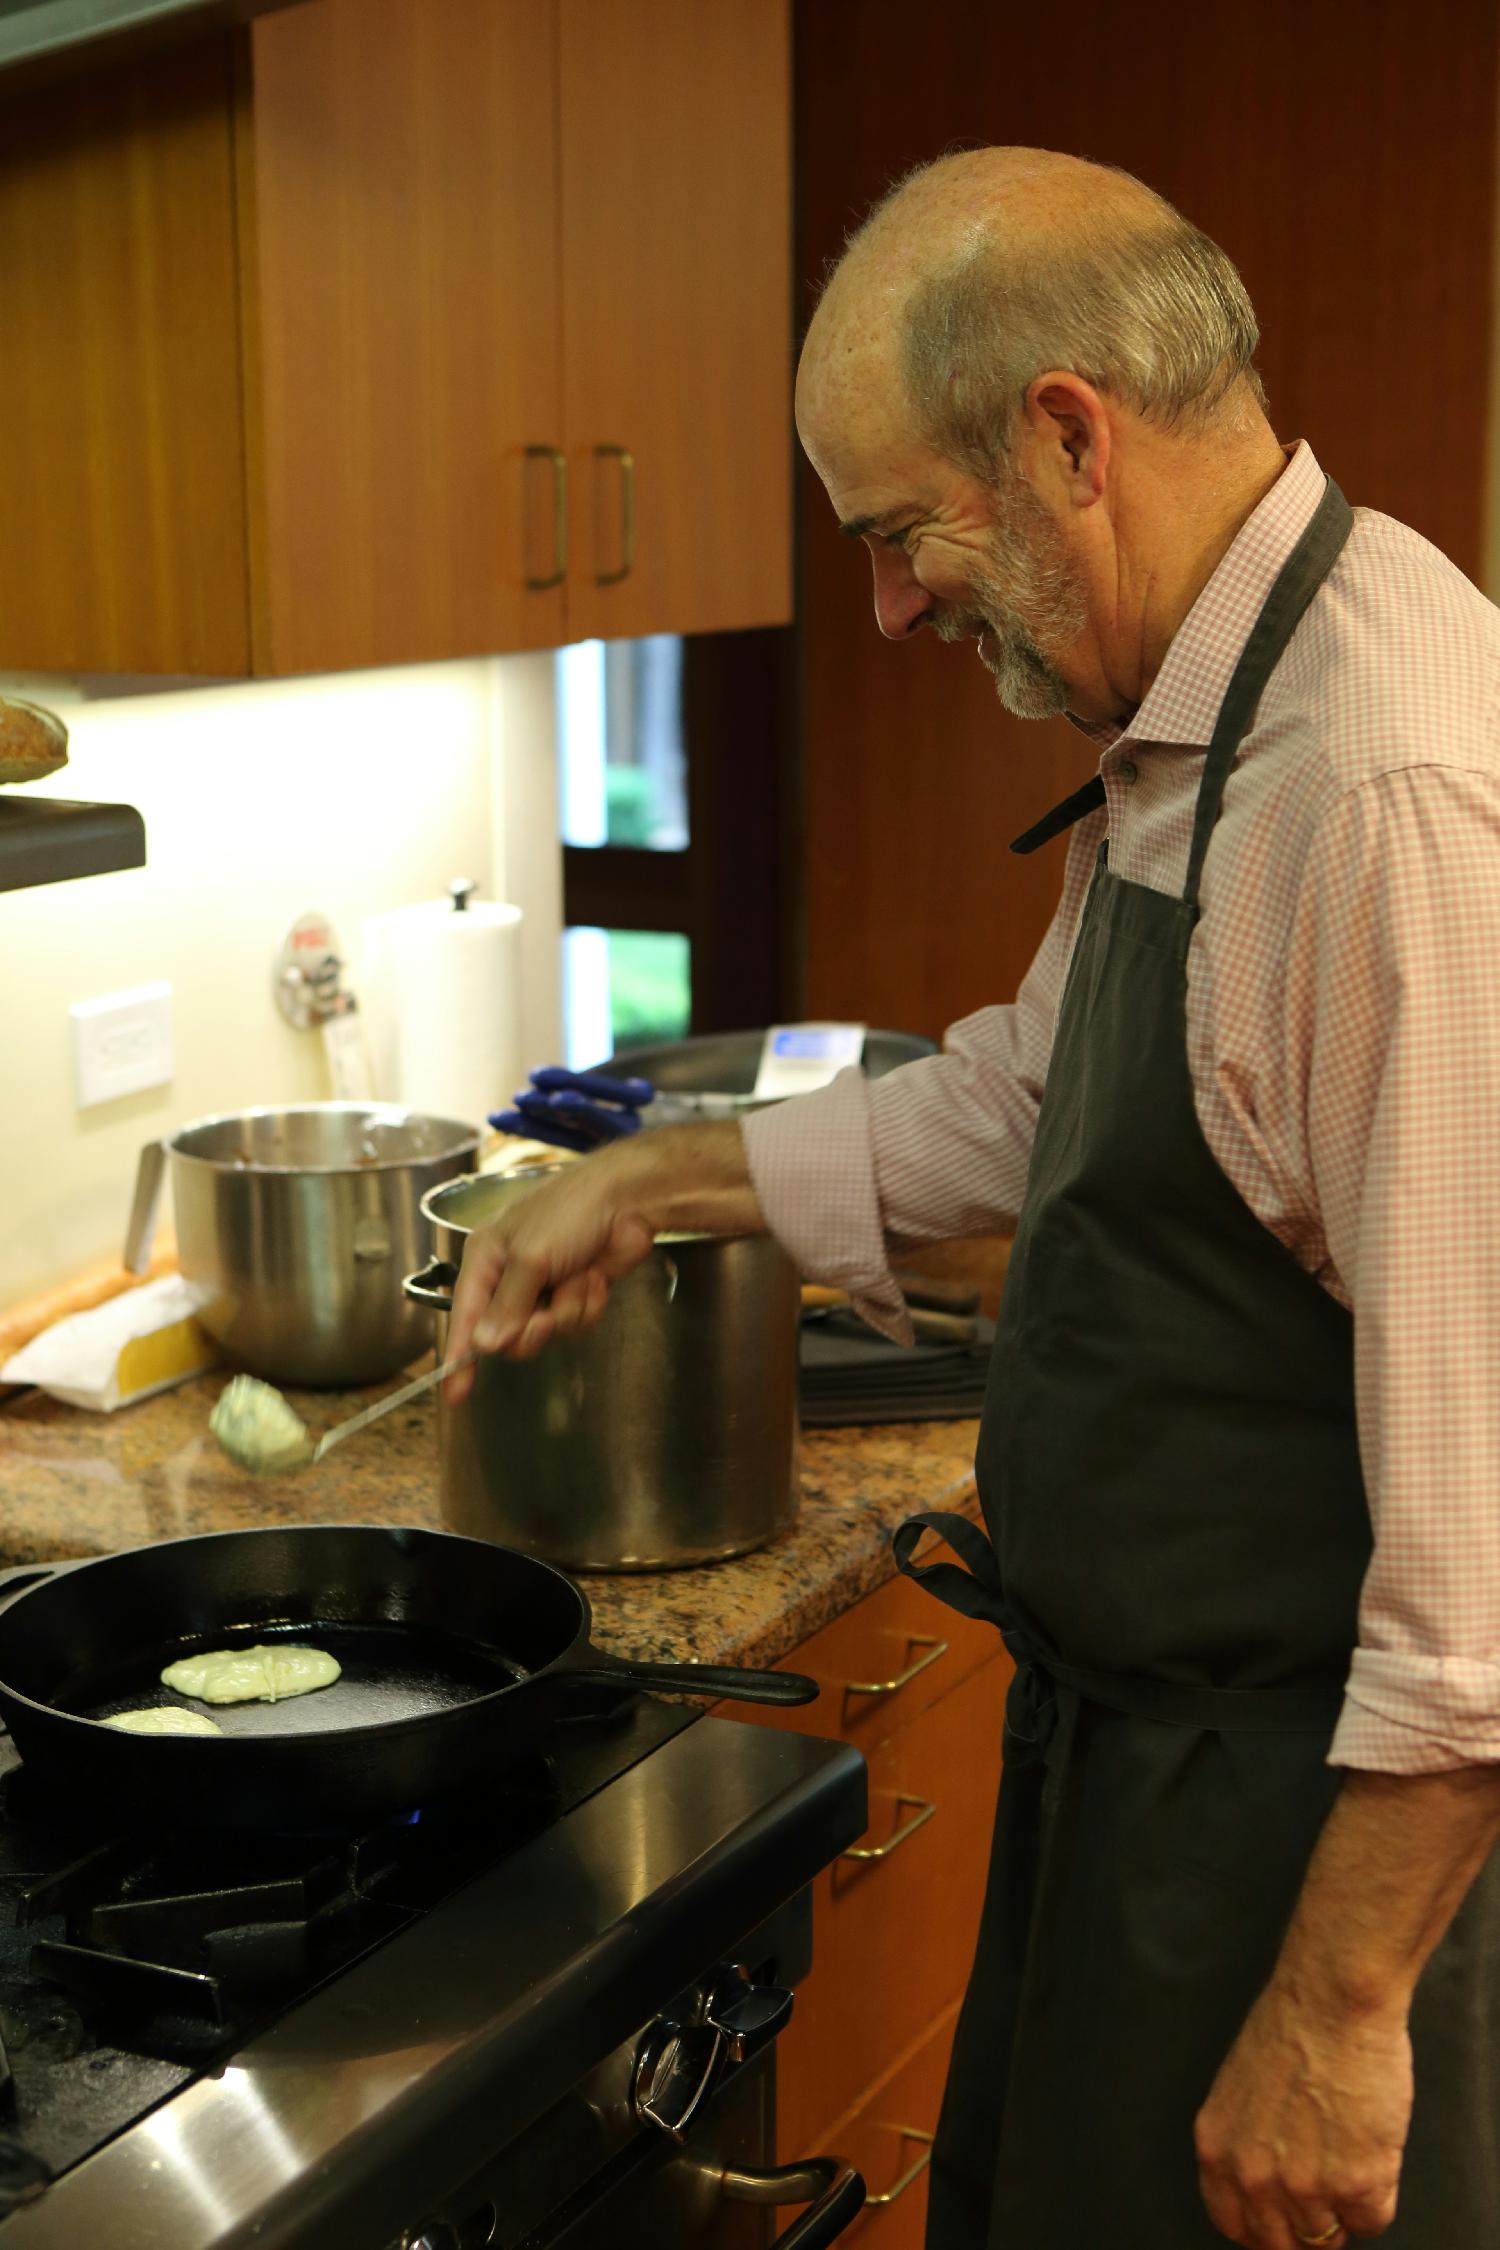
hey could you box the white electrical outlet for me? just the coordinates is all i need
[70,982,174,1109]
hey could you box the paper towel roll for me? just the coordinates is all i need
[365,897,523,1127]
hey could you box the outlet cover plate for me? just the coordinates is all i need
[71,981,173,1108]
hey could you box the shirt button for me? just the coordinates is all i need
[1118,758,1139,783]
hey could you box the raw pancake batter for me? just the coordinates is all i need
[161,1646,341,1705]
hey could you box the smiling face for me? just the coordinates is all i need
[797,323,1087,721]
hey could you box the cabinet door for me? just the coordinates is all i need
[777,1651,1009,2156]
[558,0,792,642]
[246,0,567,672]
[0,42,250,676]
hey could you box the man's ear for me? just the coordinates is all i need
[1022,372,1110,507]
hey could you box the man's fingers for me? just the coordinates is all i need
[444,1238,509,1400]
[1199,2168,1251,2246]
[443,1357,478,1408]
[1240,2197,1308,2250]
[1341,2179,1398,2238]
[549,1272,593,1335]
[1229,2182,1293,2250]
[477,1245,553,1351]
[508,1306,557,1360]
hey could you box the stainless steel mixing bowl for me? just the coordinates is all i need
[125,1104,481,1387]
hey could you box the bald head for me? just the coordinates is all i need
[796,150,1284,727]
[817,148,1165,325]
[799,147,1265,482]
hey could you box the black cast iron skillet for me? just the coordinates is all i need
[0,1524,816,1831]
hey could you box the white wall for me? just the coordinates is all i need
[0,656,563,1307]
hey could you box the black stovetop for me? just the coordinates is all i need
[0,1695,697,2202]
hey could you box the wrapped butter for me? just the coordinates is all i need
[1,1276,221,1411]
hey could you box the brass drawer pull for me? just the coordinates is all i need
[840,1793,936,1863]
[594,442,636,585]
[525,444,568,590]
[866,2126,936,2207]
[843,1635,948,1699]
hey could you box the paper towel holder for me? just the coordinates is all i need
[449,876,477,913]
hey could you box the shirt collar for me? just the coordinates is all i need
[1070,439,1328,755]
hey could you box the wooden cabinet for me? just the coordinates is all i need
[558,0,792,642]
[829,2005,961,2250]
[753,1554,1013,2229]
[0,0,791,678]
[245,0,568,672]
[0,41,251,677]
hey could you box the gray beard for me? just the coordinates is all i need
[931,474,1087,721]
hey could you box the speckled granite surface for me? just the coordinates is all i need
[0,1368,981,1671]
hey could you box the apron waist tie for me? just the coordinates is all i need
[894,1510,1346,1761]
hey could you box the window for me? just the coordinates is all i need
[558,625,793,1064]
[559,637,688,852]
[563,927,692,1066]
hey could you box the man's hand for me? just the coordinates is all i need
[1194,1760,1500,2250]
[1194,1976,1409,2248]
[442,1121,761,1402]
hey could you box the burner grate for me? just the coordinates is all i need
[0,1690,699,2196]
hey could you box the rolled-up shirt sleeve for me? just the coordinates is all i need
[1299,767,1500,1772]
[742,839,1081,1338]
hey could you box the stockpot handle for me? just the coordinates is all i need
[720,2157,866,2247]
[403,1257,458,1313]
[123,1139,169,1276]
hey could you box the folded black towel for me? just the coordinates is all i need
[798,1311,993,1427]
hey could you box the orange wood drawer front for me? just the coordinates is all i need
[779,1649,1011,2154]
[829,2001,963,2250]
[759,1549,1003,1754]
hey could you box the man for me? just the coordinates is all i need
[446,150,1500,2249]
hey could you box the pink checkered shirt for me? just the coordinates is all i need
[746,441,1500,1775]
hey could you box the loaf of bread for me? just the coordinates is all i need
[0,696,68,784]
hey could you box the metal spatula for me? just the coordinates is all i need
[211,1354,477,1476]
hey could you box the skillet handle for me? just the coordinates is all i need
[574,1656,818,1707]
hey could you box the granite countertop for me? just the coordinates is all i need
[0,1368,980,1672]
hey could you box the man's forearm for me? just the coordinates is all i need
[613,1118,766,1240]
[1274,1764,1500,2020]
[1195,1759,1500,2239]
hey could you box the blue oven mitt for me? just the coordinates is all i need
[489,1065,655,1155]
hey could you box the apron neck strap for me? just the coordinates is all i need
[1181,478,1353,910]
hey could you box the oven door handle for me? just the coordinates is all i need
[719,2155,866,2247]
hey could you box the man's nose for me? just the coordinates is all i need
[869,548,934,640]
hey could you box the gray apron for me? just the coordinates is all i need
[895,478,1500,2247]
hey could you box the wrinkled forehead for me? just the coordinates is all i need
[795,284,914,474]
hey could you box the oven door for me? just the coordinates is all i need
[538,2050,864,2250]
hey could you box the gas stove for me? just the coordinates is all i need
[0,1696,867,2249]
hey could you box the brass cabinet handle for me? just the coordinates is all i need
[525,444,568,590]
[866,2126,936,2207]
[842,1635,949,1700]
[840,1792,936,1863]
[594,443,636,584]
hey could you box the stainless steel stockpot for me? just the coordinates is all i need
[405,1168,800,1572]
[125,1104,480,1387]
